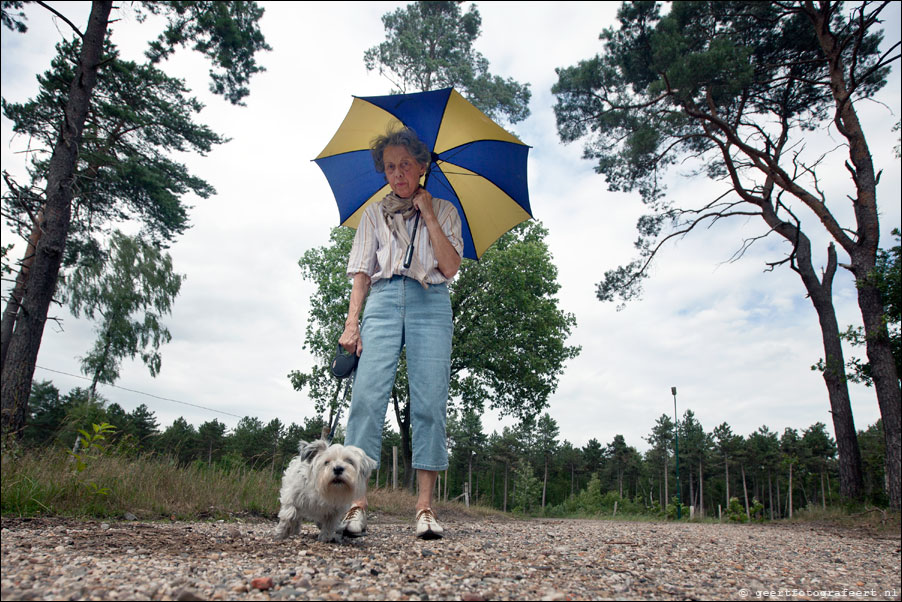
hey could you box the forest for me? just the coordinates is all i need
[20,379,889,519]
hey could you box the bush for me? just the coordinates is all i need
[666,496,689,520]
[511,459,541,514]
[727,496,766,522]
[727,496,748,522]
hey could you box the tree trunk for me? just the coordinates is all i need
[491,467,496,506]
[856,279,902,510]
[686,464,695,506]
[759,209,864,501]
[503,461,509,513]
[724,455,730,508]
[698,458,704,518]
[391,393,414,490]
[542,457,548,509]
[803,245,864,501]
[0,211,44,372]
[776,476,782,519]
[768,472,774,520]
[788,463,794,520]
[618,469,623,499]
[663,456,669,506]
[89,326,115,400]
[468,454,473,503]
[1,1,114,438]
[741,464,750,521]
[807,0,902,513]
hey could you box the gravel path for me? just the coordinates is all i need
[2,515,899,601]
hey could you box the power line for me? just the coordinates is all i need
[34,365,244,420]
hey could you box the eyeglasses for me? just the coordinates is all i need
[385,160,420,175]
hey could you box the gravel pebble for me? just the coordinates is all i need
[1,516,899,600]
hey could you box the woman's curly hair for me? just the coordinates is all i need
[370,126,431,174]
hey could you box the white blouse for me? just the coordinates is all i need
[346,197,463,284]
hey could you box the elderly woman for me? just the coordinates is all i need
[339,126,463,540]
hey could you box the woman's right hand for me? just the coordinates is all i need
[342,272,370,357]
[340,321,362,356]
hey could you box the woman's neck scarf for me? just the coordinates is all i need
[381,190,429,288]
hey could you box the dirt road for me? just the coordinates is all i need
[2,515,900,600]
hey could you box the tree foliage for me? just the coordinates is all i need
[363,0,531,124]
[450,221,581,421]
[288,228,356,420]
[552,0,900,509]
[64,231,184,395]
[0,1,269,439]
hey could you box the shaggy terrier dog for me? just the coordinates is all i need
[274,439,375,543]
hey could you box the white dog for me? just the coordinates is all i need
[274,439,375,543]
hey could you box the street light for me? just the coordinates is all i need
[672,386,682,519]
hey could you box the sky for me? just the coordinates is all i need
[1,1,900,454]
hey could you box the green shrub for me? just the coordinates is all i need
[727,496,748,522]
[666,496,689,520]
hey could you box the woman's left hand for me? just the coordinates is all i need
[411,187,461,279]
[412,188,434,220]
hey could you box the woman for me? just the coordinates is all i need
[339,126,463,540]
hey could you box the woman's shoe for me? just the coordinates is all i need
[341,505,367,537]
[415,508,444,539]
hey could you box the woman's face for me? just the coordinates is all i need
[383,145,426,199]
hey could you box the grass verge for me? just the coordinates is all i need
[1,447,503,523]
[2,447,279,520]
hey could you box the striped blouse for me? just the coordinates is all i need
[346,197,464,285]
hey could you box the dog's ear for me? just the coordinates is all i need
[356,450,377,476]
[300,439,328,462]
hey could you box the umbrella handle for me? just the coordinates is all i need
[403,210,421,269]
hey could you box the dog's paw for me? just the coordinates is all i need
[273,523,290,541]
[317,530,343,544]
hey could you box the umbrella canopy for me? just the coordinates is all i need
[314,88,532,260]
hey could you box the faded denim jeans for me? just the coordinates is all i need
[345,275,452,471]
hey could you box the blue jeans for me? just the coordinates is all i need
[345,275,452,471]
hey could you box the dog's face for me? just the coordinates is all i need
[302,440,376,505]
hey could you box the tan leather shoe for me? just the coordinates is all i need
[415,508,444,539]
[341,505,366,538]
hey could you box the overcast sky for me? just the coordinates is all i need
[2,1,900,453]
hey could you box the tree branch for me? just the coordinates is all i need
[35,1,84,39]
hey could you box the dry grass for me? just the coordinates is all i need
[788,504,901,538]
[365,486,509,522]
[1,447,280,520]
[1,447,497,523]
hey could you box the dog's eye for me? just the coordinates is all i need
[323,460,330,465]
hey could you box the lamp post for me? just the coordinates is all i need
[672,386,682,519]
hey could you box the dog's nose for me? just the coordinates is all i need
[332,465,344,476]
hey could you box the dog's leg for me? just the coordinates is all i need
[274,505,297,541]
[317,512,343,543]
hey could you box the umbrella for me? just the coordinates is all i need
[314,88,532,260]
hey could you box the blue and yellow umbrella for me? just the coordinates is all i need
[314,88,532,260]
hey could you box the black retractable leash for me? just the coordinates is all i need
[403,210,420,269]
[327,344,358,442]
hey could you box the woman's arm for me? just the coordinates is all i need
[414,189,462,279]
[340,272,371,356]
